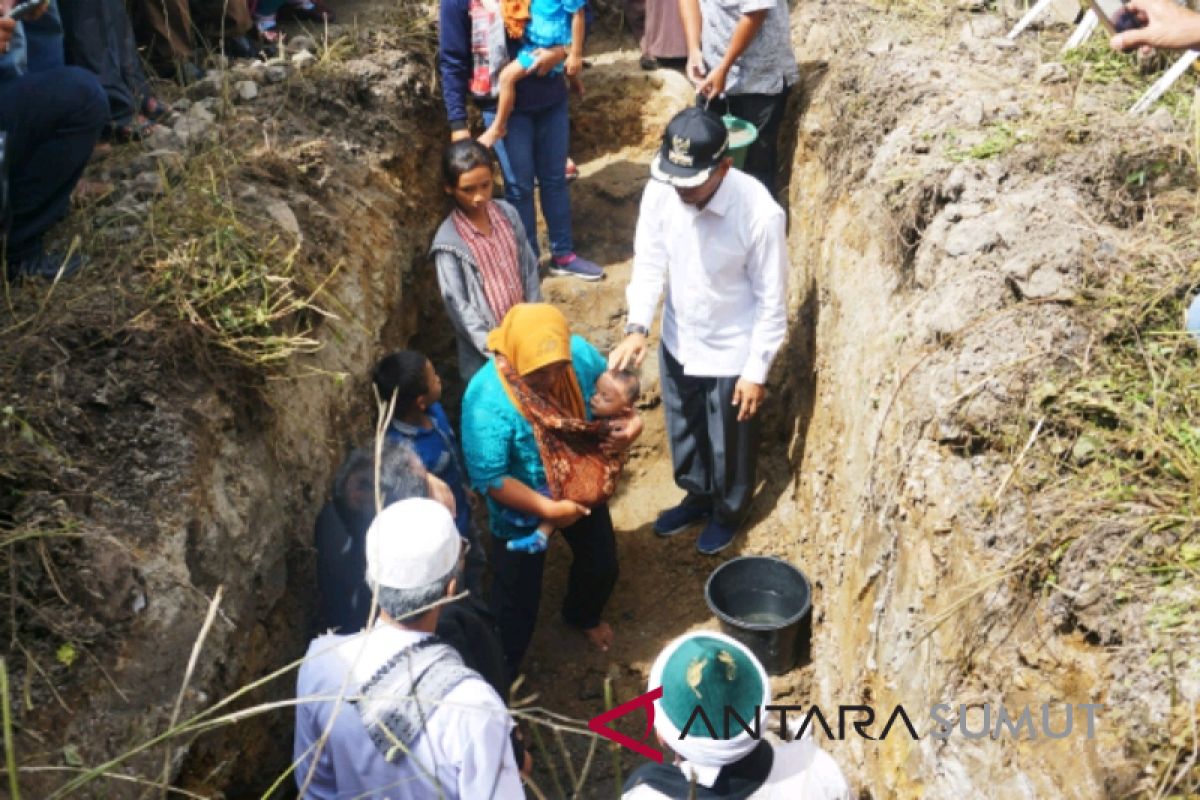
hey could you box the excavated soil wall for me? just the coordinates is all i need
[11,1,1185,796]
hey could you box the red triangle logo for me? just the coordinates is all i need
[587,686,665,763]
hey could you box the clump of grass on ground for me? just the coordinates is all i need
[1064,38,1196,120]
[1011,199,1200,795]
[947,122,1032,161]
[135,141,336,372]
[0,114,340,800]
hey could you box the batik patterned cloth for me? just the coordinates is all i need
[501,0,530,40]
[496,353,624,508]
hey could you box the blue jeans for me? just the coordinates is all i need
[0,66,107,263]
[483,96,573,259]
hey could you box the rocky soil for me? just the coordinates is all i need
[0,0,1196,797]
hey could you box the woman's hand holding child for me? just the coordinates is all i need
[602,414,644,455]
[544,498,589,527]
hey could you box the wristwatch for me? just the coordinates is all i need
[624,323,649,337]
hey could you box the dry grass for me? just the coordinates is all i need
[137,148,335,370]
[0,47,355,799]
[993,186,1200,795]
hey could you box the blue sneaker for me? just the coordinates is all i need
[549,254,605,281]
[696,518,738,555]
[653,496,711,537]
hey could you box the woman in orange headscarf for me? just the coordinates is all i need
[462,304,642,680]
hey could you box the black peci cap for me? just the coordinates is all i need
[650,106,730,188]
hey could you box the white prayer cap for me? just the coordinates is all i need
[365,498,461,590]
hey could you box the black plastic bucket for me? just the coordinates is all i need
[704,556,813,675]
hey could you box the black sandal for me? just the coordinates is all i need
[104,115,159,144]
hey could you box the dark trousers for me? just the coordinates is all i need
[24,3,65,73]
[727,87,790,196]
[129,0,254,65]
[0,67,107,264]
[129,0,194,63]
[490,503,619,684]
[59,0,152,126]
[660,343,759,526]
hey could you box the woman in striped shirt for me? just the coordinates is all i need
[431,140,544,382]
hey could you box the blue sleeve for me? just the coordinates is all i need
[570,335,606,415]
[429,403,456,442]
[461,370,515,491]
[439,0,472,129]
[430,402,467,461]
[563,0,587,14]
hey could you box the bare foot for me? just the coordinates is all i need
[582,621,613,652]
[71,178,114,205]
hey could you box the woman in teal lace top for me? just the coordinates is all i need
[462,304,642,683]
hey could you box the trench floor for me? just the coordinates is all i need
[508,47,813,797]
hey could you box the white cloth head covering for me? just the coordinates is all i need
[648,630,772,787]
[365,498,460,589]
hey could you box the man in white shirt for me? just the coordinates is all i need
[294,498,525,799]
[611,106,788,555]
[622,631,851,799]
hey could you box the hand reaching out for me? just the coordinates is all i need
[0,17,14,53]
[697,66,727,99]
[1110,0,1200,52]
[608,333,647,371]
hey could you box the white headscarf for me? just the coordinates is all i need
[647,630,772,788]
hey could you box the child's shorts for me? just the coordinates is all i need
[516,40,566,75]
[497,482,551,528]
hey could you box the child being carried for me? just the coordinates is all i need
[477,0,587,148]
[501,368,640,553]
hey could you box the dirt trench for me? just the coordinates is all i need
[517,3,1180,798]
[5,0,1191,796]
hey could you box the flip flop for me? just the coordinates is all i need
[103,116,158,144]
[142,96,173,122]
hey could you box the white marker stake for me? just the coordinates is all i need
[1130,50,1199,115]
[1063,10,1098,52]
[1007,0,1055,40]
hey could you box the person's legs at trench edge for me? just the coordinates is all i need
[726,87,789,196]
[0,67,107,273]
[531,97,573,260]
[482,106,541,258]
[58,0,140,127]
[660,342,758,527]
[490,503,618,686]
[660,341,714,513]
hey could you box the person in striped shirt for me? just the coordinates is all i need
[431,140,544,382]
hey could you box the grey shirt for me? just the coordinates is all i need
[430,200,542,382]
[700,0,799,96]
